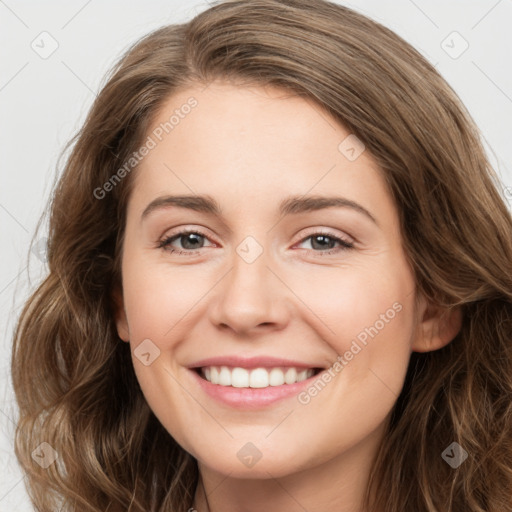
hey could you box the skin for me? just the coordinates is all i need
[113,80,462,511]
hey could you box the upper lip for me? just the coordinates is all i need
[188,356,325,370]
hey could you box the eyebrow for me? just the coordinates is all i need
[141,194,378,226]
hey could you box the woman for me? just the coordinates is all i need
[11,0,512,510]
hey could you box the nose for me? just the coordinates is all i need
[208,240,291,336]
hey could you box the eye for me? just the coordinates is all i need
[158,229,214,255]
[295,230,354,255]
[157,228,354,257]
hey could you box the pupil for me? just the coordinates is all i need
[182,233,202,249]
[312,235,333,250]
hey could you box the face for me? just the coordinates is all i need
[113,81,454,480]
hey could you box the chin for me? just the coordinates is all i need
[191,437,312,479]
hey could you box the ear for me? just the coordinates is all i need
[412,295,463,353]
[112,285,130,342]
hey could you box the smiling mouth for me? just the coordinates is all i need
[195,366,323,388]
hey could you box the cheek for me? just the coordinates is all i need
[121,255,210,345]
[120,257,215,422]
[291,263,416,395]
[292,262,413,344]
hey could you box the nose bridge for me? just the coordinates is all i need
[211,233,287,332]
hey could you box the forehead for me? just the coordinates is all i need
[127,81,398,232]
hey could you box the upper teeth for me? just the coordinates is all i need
[201,366,315,388]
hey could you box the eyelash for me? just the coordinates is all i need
[157,228,354,256]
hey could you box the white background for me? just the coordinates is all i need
[1,0,511,509]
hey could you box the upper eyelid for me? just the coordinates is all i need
[164,227,217,244]
[162,226,354,247]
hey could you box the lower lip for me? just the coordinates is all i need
[189,368,321,409]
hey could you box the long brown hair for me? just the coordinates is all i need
[11,0,512,510]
